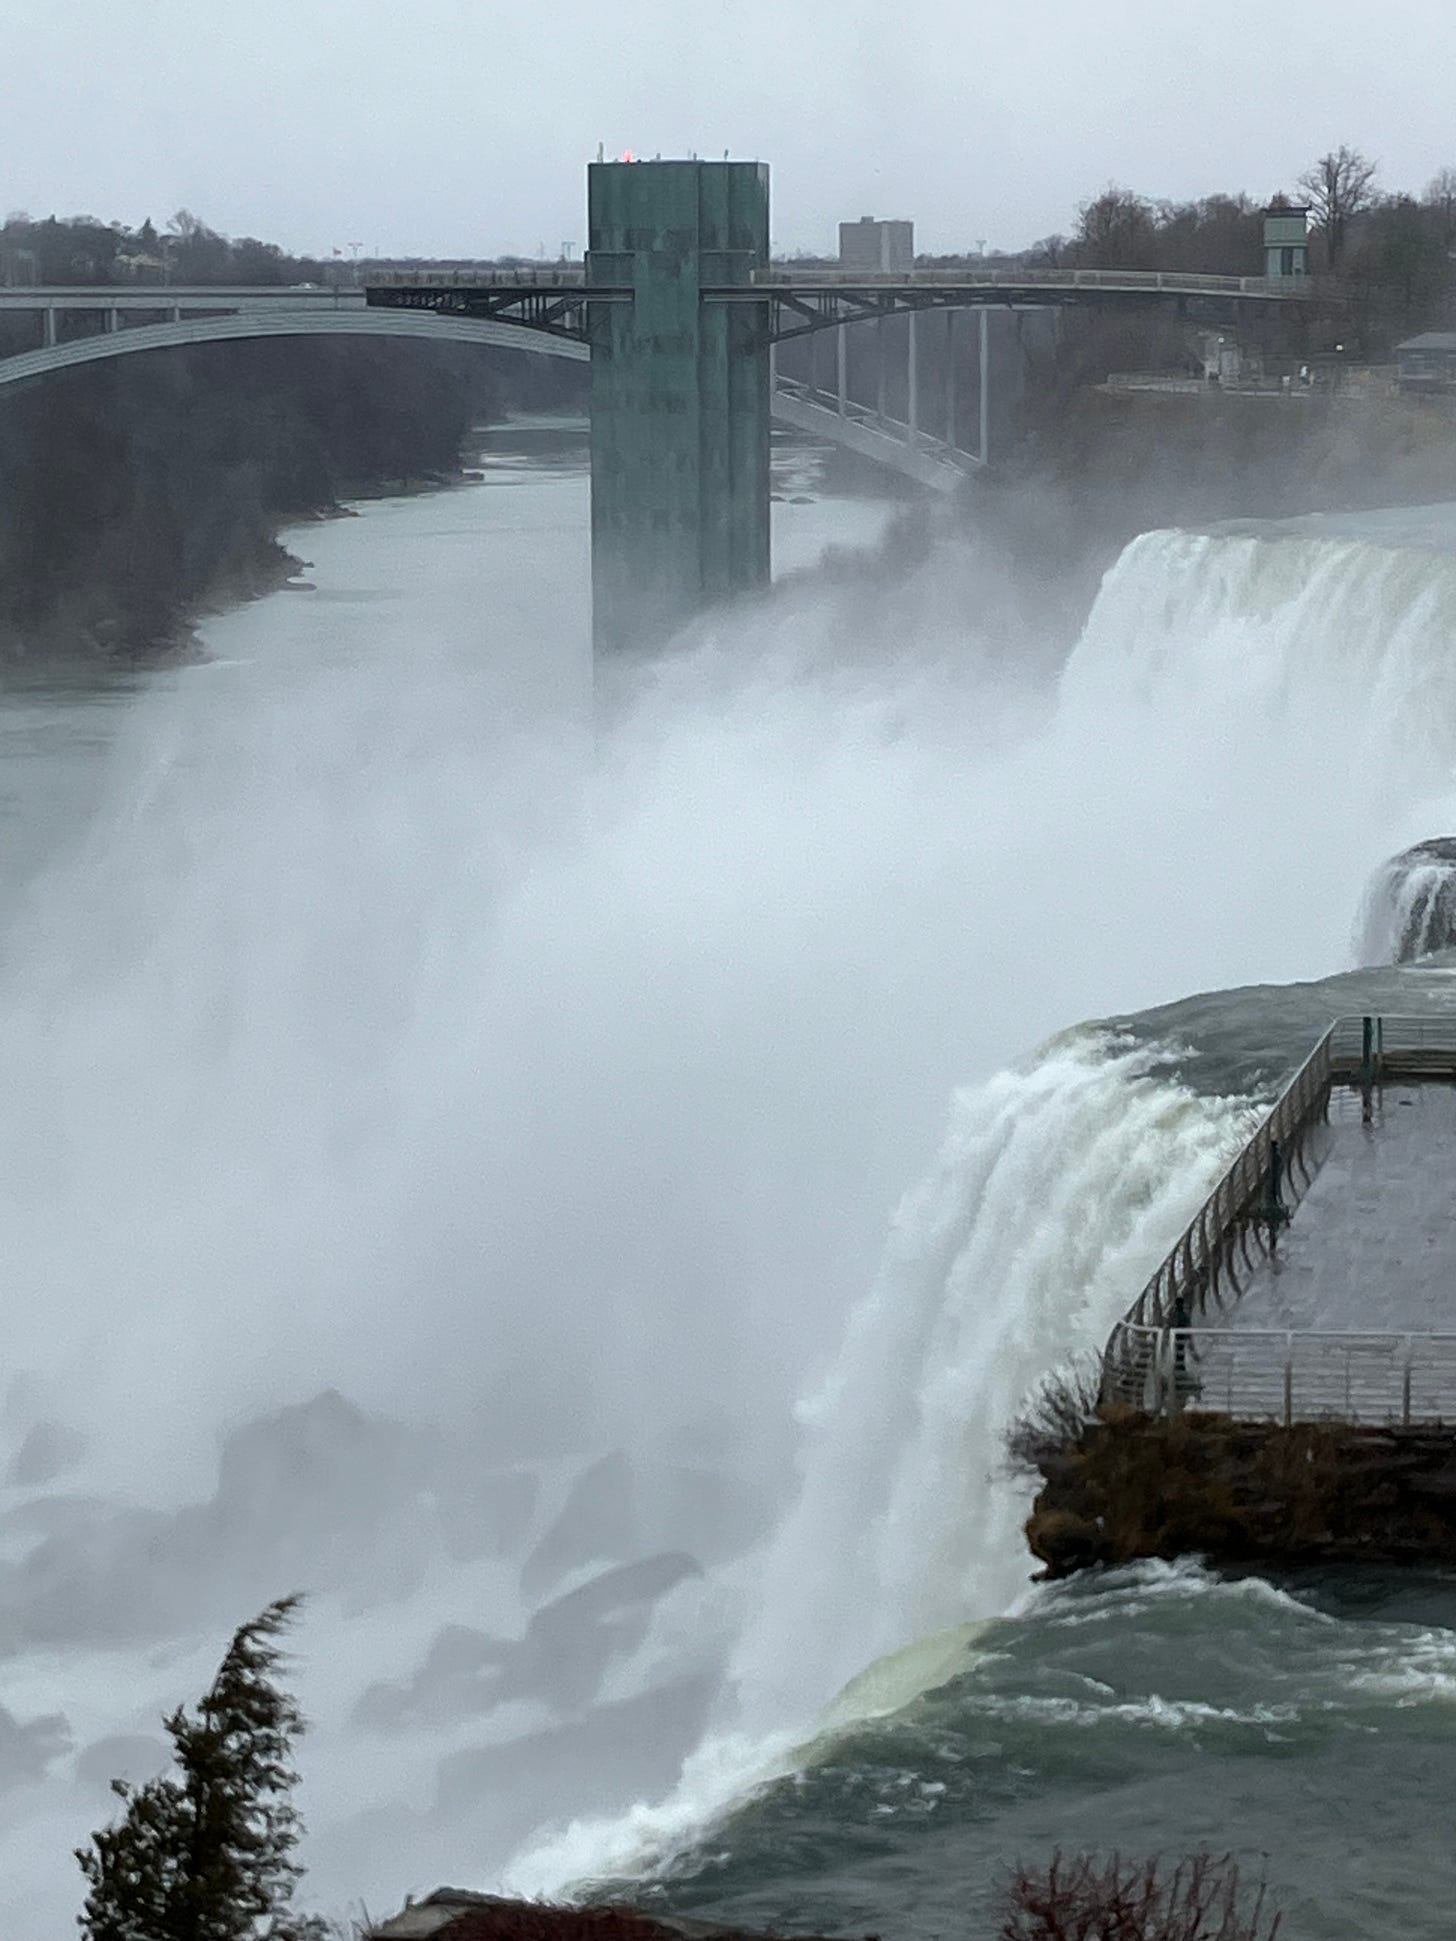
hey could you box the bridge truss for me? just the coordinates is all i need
[366,264,1312,348]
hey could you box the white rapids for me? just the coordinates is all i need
[5,483,1456,1928]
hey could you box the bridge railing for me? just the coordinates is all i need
[363,267,1316,298]
[366,270,594,289]
[1104,1322,1456,1425]
[772,371,964,445]
[1100,1012,1456,1419]
[752,267,1315,296]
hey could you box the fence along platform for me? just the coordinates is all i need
[1101,1014,1456,1424]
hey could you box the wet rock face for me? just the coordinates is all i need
[521,1452,636,1603]
[432,1673,719,1855]
[354,1553,704,1731]
[0,1390,432,1646]
[520,1447,770,1603]
[0,1390,557,1647]
[1359,838,1456,964]
[0,1390,769,1884]
[4,1420,87,1490]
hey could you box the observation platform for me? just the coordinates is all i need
[1036,1016,1456,1580]
[1102,1017,1456,1425]
[1207,1082,1456,1335]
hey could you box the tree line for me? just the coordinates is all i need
[1042,145,1456,342]
[0,207,555,290]
[0,208,342,289]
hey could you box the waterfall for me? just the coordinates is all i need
[511,509,1456,1891]
[11,497,1456,1925]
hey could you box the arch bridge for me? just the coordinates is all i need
[0,162,1313,652]
[370,162,1312,652]
[0,282,974,494]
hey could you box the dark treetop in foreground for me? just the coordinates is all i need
[76,1594,327,1941]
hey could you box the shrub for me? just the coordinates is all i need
[1001,1850,1281,1941]
[1005,1359,1106,1478]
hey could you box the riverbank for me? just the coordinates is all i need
[0,335,587,666]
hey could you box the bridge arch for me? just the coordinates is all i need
[0,308,589,392]
[0,295,970,489]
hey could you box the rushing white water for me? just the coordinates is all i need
[508,1035,1249,1895]
[1356,838,1456,964]
[512,510,1456,1892]
[8,483,1456,1929]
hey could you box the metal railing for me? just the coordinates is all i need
[364,266,1317,299]
[1122,1014,1456,1334]
[1123,1029,1332,1333]
[772,372,970,452]
[1104,1323,1456,1425]
[1100,1013,1456,1421]
[750,267,1315,297]
[367,269,596,289]
[1103,372,1208,394]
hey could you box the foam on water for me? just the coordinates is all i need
[507,1037,1246,1894]
[515,511,1456,1894]
[10,492,1456,1925]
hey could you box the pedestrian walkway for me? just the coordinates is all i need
[1204,1082,1456,1334]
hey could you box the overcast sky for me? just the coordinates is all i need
[10,0,1456,259]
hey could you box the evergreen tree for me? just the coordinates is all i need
[77,1595,328,1941]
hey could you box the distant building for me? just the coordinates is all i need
[1263,205,1310,278]
[1200,332,1247,385]
[114,250,164,281]
[1396,332,1456,391]
[838,216,914,274]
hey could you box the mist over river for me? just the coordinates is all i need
[7,428,1456,1938]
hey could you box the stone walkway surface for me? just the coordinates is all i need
[1213,1081,1456,1334]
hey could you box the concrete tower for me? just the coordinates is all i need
[587,160,771,655]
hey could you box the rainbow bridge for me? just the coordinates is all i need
[0,161,1312,651]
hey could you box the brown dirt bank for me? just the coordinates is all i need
[1025,1408,1456,1578]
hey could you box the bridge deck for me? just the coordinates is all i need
[1208,1080,1456,1334]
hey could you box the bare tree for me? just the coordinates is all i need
[1002,1851,1282,1941]
[1075,186,1158,269]
[1005,1359,1104,1478]
[1026,232,1069,269]
[1298,146,1378,265]
[1425,166,1456,244]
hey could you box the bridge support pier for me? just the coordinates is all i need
[907,309,919,447]
[945,311,956,445]
[588,160,771,656]
[978,309,990,464]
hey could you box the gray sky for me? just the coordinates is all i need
[11,0,1456,259]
